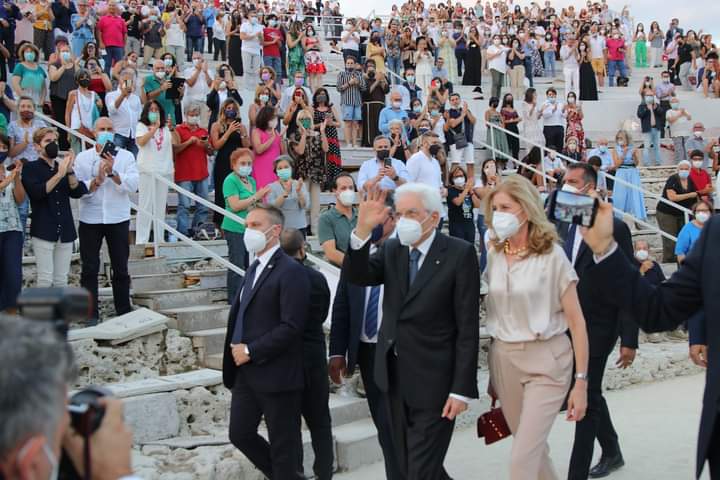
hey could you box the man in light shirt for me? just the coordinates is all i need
[589,26,607,88]
[406,132,444,193]
[106,68,142,156]
[541,87,565,152]
[587,137,615,191]
[182,51,213,120]
[239,12,265,87]
[357,135,409,192]
[74,117,139,323]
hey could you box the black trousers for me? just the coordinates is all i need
[301,347,334,480]
[50,95,69,151]
[79,221,132,322]
[543,125,565,152]
[567,349,621,480]
[357,342,403,480]
[229,376,304,479]
[213,38,227,61]
[206,26,214,54]
[387,354,455,480]
[709,416,720,478]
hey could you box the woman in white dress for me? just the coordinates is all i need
[414,37,435,97]
[65,68,101,154]
[520,87,545,151]
[135,100,177,245]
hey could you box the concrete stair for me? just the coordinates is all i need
[132,287,214,311]
[127,256,169,276]
[131,272,186,292]
[185,327,226,364]
[162,304,230,332]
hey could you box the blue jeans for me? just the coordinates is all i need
[607,60,627,86]
[0,230,23,311]
[387,56,402,83]
[224,229,247,303]
[476,214,487,273]
[186,36,203,61]
[176,178,209,236]
[643,129,662,166]
[104,46,125,75]
[113,133,138,157]
[17,197,29,240]
[543,51,556,78]
[524,57,534,87]
[263,56,281,76]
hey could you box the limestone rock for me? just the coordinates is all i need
[164,329,199,374]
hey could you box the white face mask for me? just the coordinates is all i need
[696,212,710,223]
[396,215,430,246]
[635,249,649,261]
[268,119,278,130]
[243,226,273,253]
[561,183,580,194]
[453,176,466,187]
[186,115,199,125]
[492,211,523,241]
[155,70,166,79]
[338,189,356,207]
[693,131,703,138]
[693,160,703,169]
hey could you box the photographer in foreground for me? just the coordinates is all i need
[0,315,137,480]
[582,198,720,478]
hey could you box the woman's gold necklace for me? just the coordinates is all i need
[504,240,529,257]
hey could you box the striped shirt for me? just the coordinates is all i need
[336,70,366,107]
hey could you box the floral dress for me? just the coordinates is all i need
[531,43,545,77]
[564,107,585,153]
[290,130,328,186]
[313,108,343,185]
[288,33,306,79]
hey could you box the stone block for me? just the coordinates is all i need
[68,308,168,344]
[103,369,222,398]
[162,305,230,333]
[333,418,384,472]
[183,269,227,289]
[187,328,226,357]
[133,288,213,311]
[123,393,180,443]
[327,394,370,428]
[128,256,168,276]
[132,273,186,293]
[158,241,228,261]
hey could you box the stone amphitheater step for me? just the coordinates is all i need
[333,417,386,472]
[132,287,214,311]
[127,256,168,276]
[162,304,230,333]
[185,327,227,363]
[131,272,186,292]
[183,268,227,289]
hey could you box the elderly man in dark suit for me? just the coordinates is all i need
[329,194,402,480]
[280,227,334,480]
[222,205,310,480]
[582,199,720,479]
[554,163,639,479]
[343,183,480,480]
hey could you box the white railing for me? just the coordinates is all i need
[476,121,688,242]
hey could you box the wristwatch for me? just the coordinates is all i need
[108,171,116,178]
[575,373,588,381]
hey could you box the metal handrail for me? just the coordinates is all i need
[473,128,680,242]
[482,119,693,223]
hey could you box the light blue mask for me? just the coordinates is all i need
[277,167,292,181]
[97,131,114,146]
[236,165,252,177]
[678,170,690,179]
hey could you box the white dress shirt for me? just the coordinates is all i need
[349,229,470,403]
[406,150,442,189]
[105,89,142,138]
[541,101,565,127]
[247,243,281,289]
[357,157,410,191]
[74,146,140,224]
[182,66,214,103]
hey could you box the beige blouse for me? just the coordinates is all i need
[485,243,578,342]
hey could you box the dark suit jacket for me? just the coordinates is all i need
[637,103,667,133]
[329,272,368,373]
[586,216,720,478]
[206,88,243,129]
[343,233,480,410]
[301,262,331,361]
[558,218,639,355]
[222,248,310,393]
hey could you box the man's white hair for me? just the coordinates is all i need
[395,182,443,214]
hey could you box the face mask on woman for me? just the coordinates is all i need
[235,164,252,177]
[277,167,292,181]
[678,169,690,179]
[261,72,271,82]
[225,108,237,119]
[696,211,710,223]
[492,211,524,241]
[453,176,466,187]
[268,119,278,130]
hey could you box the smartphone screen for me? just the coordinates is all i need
[551,190,598,227]
[384,157,392,168]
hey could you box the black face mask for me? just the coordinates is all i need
[376,149,390,160]
[45,141,59,159]
[428,144,441,156]
[78,77,90,88]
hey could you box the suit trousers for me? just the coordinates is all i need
[229,376,304,479]
[488,335,573,480]
[567,348,621,480]
[709,416,720,477]
[300,347,334,480]
[357,342,403,480]
[387,353,455,480]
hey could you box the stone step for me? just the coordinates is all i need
[132,287,214,311]
[186,327,226,359]
[183,269,227,289]
[131,272,186,292]
[99,369,222,398]
[333,418,384,472]
[161,304,230,333]
[67,308,168,344]
[202,352,223,370]
[157,240,228,261]
[127,256,168,276]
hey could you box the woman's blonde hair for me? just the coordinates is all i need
[484,175,558,255]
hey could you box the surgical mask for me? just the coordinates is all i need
[662,77,670,83]
[693,131,703,138]
[616,139,626,146]
[259,94,269,103]
[453,176,466,187]
[418,127,430,135]
[225,109,237,119]
[44,141,59,159]
[261,72,271,81]
[186,115,199,125]
[396,216,429,246]
[428,144,441,156]
[268,119,278,129]
[150,14,158,21]
[96,131,114,146]
[163,58,173,67]
[678,170,690,179]
[155,70,166,80]
[250,17,258,25]
[219,81,227,90]
[548,97,556,104]
[148,111,159,123]
[269,19,277,27]
[406,75,415,83]
[277,167,292,181]
[561,183,580,194]
[61,51,71,62]
[294,77,304,86]
[392,101,402,109]
[493,39,501,45]
[671,103,680,110]
[598,146,608,153]
[338,189,356,207]
[430,109,439,116]
[235,165,252,176]
[635,249,649,261]
[413,105,422,113]
[693,160,703,169]
[23,50,36,62]
[316,94,328,103]
[567,97,576,104]
[243,226,272,253]
[696,212,710,223]
[492,211,523,241]
[192,58,201,67]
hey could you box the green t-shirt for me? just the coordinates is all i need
[221,173,256,233]
[317,206,358,255]
[0,113,7,137]
[143,74,176,124]
[11,63,46,106]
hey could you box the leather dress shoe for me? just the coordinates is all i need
[589,454,625,478]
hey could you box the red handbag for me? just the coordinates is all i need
[476,399,511,445]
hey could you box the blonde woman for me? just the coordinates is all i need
[485,175,589,480]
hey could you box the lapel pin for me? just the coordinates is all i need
[435,260,440,265]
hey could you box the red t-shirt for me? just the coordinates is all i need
[263,27,282,58]
[690,168,711,191]
[174,124,209,182]
[606,38,625,61]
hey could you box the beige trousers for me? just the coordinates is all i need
[509,64,526,96]
[489,334,573,480]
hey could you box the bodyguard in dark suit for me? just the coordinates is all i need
[582,202,720,479]
[343,184,480,480]
[222,205,310,480]
[329,200,402,480]
[280,228,334,480]
[554,164,639,479]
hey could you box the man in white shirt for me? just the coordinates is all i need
[74,117,139,322]
[105,68,142,157]
[182,51,213,120]
[541,87,565,152]
[406,132,443,192]
[560,34,580,96]
[587,137,615,185]
[239,12,265,86]
[357,135,410,192]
